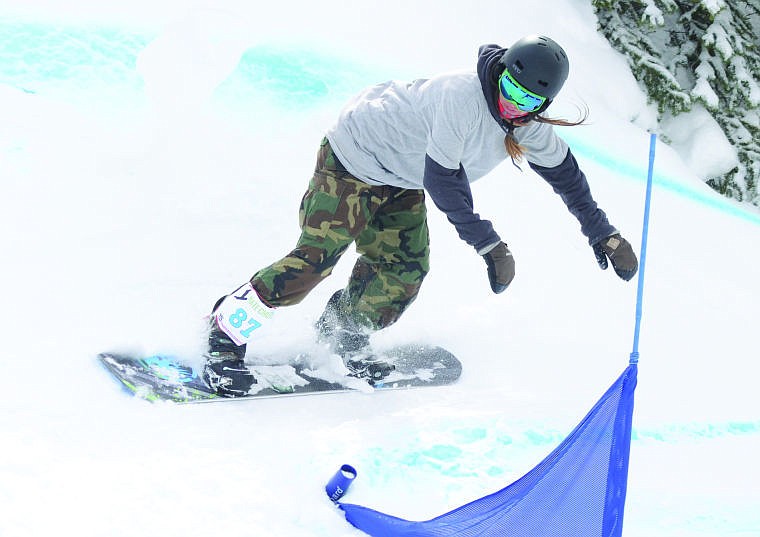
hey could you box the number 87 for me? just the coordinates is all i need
[229,308,262,337]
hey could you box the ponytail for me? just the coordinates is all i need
[504,106,589,164]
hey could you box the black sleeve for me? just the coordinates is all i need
[529,149,617,244]
[423,154,501,253]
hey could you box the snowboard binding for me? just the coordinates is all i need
[345,357,396,385]
[202,353,257,397]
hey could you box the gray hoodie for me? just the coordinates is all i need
[326,45,615,252]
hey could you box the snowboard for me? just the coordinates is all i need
[98,345,461,404]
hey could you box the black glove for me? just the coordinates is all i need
[592,234,638,281]
[482,241,515,293]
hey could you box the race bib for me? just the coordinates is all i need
[214,283,275,346]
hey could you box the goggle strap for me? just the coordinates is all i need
[535,98,552,115]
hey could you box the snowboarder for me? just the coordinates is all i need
[203,34,639,396]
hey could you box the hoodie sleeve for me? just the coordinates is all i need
[529,149,617,245]
[423,155,501,253]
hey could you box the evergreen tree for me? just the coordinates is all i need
[592,0,760,207]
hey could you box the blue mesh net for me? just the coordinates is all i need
[339,364,637,537]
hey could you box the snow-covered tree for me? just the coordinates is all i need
[592,0,760,207]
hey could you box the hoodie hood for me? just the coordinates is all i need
[477,44,513,135]
[478,44,541,135]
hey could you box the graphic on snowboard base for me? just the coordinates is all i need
[99,345,461,404]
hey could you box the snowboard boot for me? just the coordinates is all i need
[202,352,257,397]
[316,290,395,385]
[202,297,257,397]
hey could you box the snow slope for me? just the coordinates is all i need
[1,1,759,536]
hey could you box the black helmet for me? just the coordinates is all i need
[499,35,569,102]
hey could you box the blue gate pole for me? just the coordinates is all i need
[630,133,657,365]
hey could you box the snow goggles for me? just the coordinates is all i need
[498,69,547,113]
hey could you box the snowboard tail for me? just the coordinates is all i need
[98,345,461,404]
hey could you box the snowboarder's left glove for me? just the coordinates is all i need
[482,241,515,293]
[592,234,638,281]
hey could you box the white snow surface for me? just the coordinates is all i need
[1,1,759,536]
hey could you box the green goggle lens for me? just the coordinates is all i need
[498,70,547,113]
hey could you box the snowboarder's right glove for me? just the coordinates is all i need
[482,241,515,294]
[592,233,638,281]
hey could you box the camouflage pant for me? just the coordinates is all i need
[251,138,430,331]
